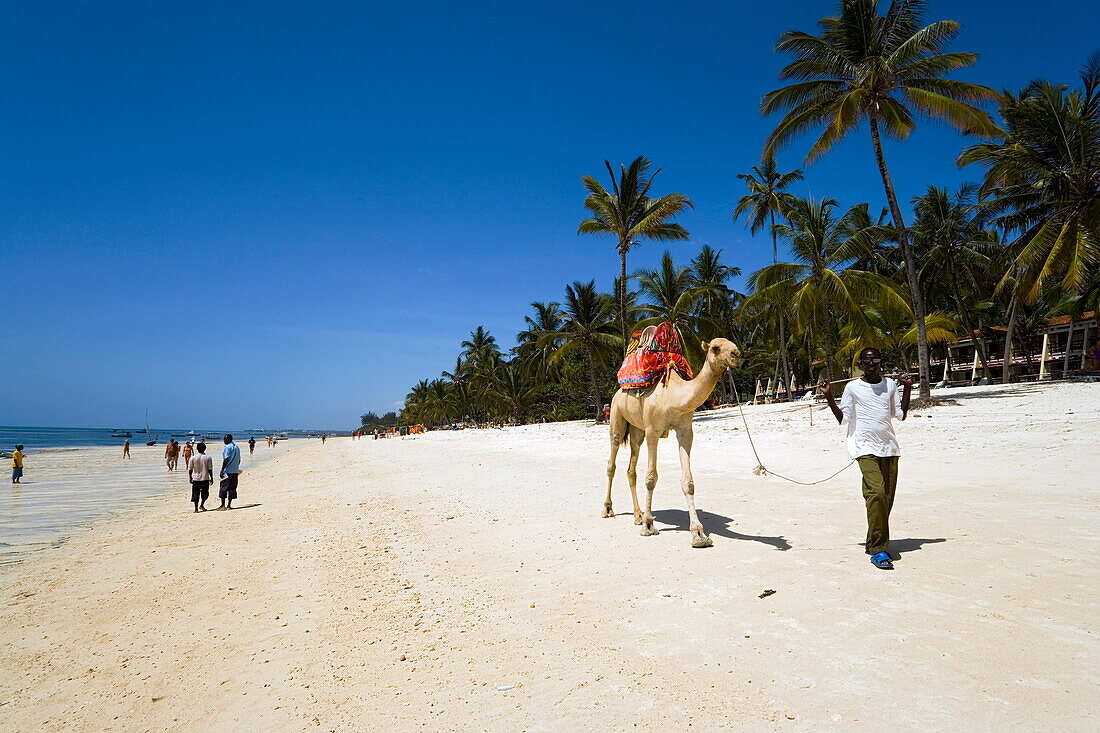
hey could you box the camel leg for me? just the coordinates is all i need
[640,429,660,536]
[627,426,644,524]
[675,424,712,548]
[603,406,628,518]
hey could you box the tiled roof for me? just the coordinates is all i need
[1045,311,1095,326]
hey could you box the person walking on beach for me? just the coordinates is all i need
[248,436,256,455]
[165,439,180,471]
[218,434,241,510]
[122,439,130,459]
[181,439,194,467]
[187,442,213,512]
[11,444,25,484]
[819,347,912,570]
[321,433,327,445]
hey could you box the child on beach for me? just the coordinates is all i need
[187,442,213,512]
[122,439,130,459]
[819,347,912,570]
[248,437,255,455]
[11,444,24,484]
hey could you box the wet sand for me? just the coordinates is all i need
[1,382,1097,730]
[0,441,288,564]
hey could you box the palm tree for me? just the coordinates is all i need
[838,296,960,373]
[689,245,744,401]
[733,157,803,398]
[690,245,743,333]
[460,326,501,369]
[733,155,804,263]
[578,156,694,347]
[441,356,469,385]
[515,302,565,378]
[403,379,432,423]
[911,184,1002,379]
[634,251,719,368]
[541,280,621,422]
[744,196,903,380]
[762,0,999,400]
[959,53,1100,304]
[489,362,542,423]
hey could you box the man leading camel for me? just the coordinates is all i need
[819,347,912,570]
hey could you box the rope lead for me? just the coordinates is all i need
[729,377,856,486]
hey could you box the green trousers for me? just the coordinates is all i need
[856,455,899,554]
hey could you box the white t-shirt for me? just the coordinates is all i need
[838,377,904,458]
[188,454,214,481]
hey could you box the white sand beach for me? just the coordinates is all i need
[1,382,1098,731]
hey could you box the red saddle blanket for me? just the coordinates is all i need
[617,322,693,391]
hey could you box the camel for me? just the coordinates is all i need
[604,338,742,548]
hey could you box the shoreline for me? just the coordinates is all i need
[0,441,291,565]
[1,381,1098,730]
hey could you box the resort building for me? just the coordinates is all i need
[934,311,1099,383]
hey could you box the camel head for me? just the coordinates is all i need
[701,338,742,370]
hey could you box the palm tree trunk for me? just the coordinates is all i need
[619,246,629,355]
[1062,316,1077,377]
[1002,298,1018,385]
[778,314,792,400]
[948,263,992,379]
[770,212,794,401]
[869,107,931,401]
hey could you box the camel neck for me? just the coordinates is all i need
[683,356,725,408]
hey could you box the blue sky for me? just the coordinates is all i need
[2,0,1097,429]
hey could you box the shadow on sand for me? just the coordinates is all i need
[198,503,263,513]
[933,384,1049,405]
[859,537,949,556]
[887,537,948,554]
[651,509,791,550]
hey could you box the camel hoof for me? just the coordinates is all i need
[691,535,714,549]
[640,527,660,537]
[601,507,614,518]
[633,514,643,525]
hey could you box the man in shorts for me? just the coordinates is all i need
[219,434,241,510]
[165,439,180,471]
[819,347,912,570]
[187,442,213,512]
[248,436,256,455]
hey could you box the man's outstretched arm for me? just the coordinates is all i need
[899,376,913,419]
[819,380,845,424]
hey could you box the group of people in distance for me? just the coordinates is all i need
[116,433,254,513]
[159,435,257,475]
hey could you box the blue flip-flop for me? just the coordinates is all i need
[870,552,893,570]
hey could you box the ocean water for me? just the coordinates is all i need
[0,433,293,565]
[0,425,274,451]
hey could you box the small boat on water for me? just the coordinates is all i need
[144,410,158,446]
[111,429,133,438]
